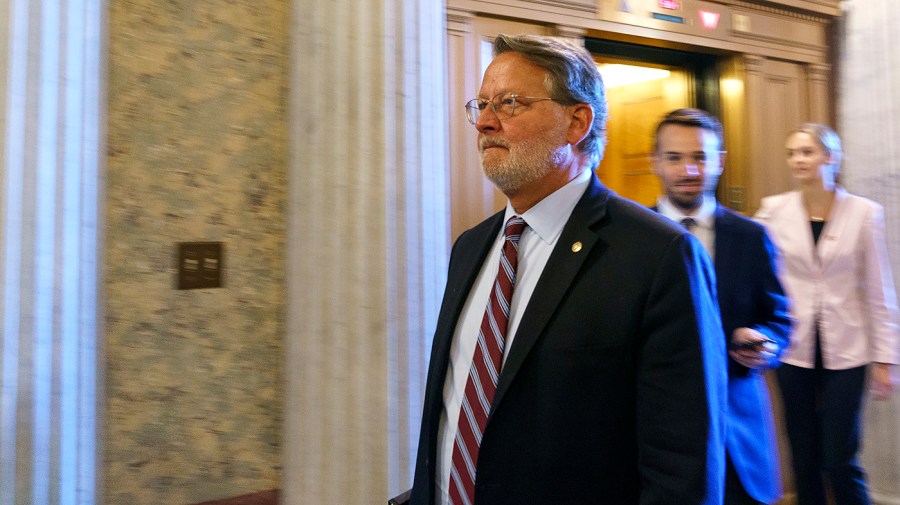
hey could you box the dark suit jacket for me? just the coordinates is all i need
[712,205,791,503]
[411,175,727,505]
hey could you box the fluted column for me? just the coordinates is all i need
[838,1,900,504]
[285,0,448,503]
[805,63,831,124]
[0,0,103,503]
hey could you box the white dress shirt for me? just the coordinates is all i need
[657,194,717,260]
[435,169,592,505]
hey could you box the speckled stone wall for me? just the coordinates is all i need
[840,2,900,503]
[104,0,287,503]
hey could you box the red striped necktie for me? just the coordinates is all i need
[449,216,527,505]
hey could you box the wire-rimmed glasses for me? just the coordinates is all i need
[465,92,555,125]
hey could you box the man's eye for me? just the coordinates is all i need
[477,100,489,111]
[666,155,681,163]
[498,96,517,107]
[695,154,707,163]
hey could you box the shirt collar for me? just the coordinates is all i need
[656,194,717,229]
[504,169,592,244]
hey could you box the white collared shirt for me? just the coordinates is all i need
[435,169,592,505]
[657,194,717,260]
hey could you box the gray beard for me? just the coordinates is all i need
[481,138,566,195]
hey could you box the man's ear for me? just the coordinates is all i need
[714,151,727,176]
[650,152,662,176]
[566,103,593,147]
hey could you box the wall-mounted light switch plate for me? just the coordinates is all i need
[177,242,223,289]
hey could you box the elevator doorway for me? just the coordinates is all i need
[586,38,721,206]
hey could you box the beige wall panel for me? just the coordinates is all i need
[745,57,805,212]
[446,16,551,240]
[730,7,828,52]
[448,10,493,241]
[805,62,832,124]
[719,56,750,212]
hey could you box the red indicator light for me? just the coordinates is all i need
[699,10,720,29]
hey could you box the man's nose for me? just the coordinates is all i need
[475,106,501,133]
[683,163,701,177]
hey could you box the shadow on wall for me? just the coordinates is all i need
[192,489,278,505]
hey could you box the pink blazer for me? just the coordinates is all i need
[754,188,899,369]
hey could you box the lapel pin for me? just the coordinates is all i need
[571,242,583,253]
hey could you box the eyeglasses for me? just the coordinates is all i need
[465,92,555,125]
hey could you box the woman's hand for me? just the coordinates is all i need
[870,363,894,401]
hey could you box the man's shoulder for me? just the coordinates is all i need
[716,205,766,235]
[604,193,683,236]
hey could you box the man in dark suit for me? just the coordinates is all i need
[650,108,792,505]
[409,35,727,505]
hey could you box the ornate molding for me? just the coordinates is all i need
[806,62,831,82]
[520,0,595,14]
[447,7,475,33]
[728,1,833,23]
[447,6,475,25]
[553,24,587,45]
[743,54,766,75]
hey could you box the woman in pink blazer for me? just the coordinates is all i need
[754,123,899,505]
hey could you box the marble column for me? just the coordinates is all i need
[0,0,103,503]
[284,0,448,503]
[838,1,900,504]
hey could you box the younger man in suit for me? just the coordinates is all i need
[651,108,792,505]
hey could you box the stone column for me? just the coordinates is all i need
[838,1,900,504]
[284,0,448,503]
[0,0,103,503]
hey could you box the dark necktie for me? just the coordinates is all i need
[449,216,527,505]
[680,217,696,231]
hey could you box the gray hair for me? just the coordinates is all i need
[493,34,608,168]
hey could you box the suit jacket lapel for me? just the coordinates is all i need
[424,213,504,430]
[442,214,505,337]
[712,204,734,276]
[490,176,610,417]
[815,187,849,271]
[781,192,819,268]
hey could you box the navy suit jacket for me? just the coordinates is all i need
[411,175,727,505]
[712,205,791,503]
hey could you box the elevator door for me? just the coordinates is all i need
[596,59,691,206]
[587,38,721,207]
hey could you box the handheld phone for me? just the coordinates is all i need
[729,338,775,351]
